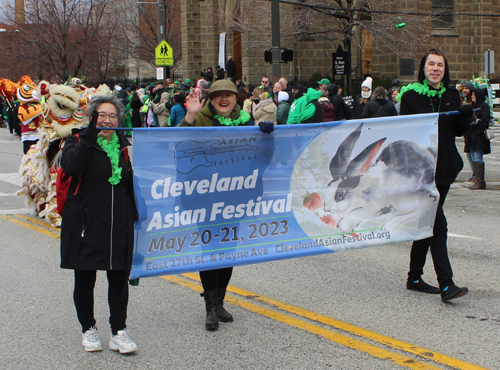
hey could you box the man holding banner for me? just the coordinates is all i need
[399,49,472,302]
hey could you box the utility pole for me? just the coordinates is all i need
[157,0,168,83]
[271,0,281,83]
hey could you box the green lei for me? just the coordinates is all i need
[97,133,122,185]
[214,110,251,126]
[396,79,446,102]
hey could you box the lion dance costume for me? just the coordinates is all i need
[13,77,111,226]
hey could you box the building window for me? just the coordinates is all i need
[432,0,454,29]
[400,58,415,76]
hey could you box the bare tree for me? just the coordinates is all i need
[121,0,182,74]
[217,0,449,60]
[2,0,126,82]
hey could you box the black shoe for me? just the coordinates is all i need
[406,278,441,294]
[441,285,468,302]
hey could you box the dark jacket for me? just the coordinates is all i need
[361,99,398,118]
[216,68,225,81]
[326,84,351,120]
[400,87,469,185]
[226,59,236,78]
[130,98,143,128]
[201,70,214,82]
[60,130,137,271]
[320,101,335,122]
[466,88,491,154]
[353,94,369,119]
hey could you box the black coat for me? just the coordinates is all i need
[226,59,236,78]
[60,130,137,271]
[466,89,491,154]
[216,69,225,81]
[353,94,368,119]
[361,99,398,118]
[400,88,470,185]
[329,93,351,120]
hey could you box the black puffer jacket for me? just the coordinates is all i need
[361,99,398,118]
[60,129,137,271]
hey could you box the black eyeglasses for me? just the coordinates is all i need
[261,80,269,84]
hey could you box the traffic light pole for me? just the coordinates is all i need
[158,0,168,83]
[271,0,281,83]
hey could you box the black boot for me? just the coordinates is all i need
[216,288,233,323]
[204,290,219,331]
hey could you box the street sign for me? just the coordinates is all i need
[155,40,174,66]
[156,67,164,80]
[332,45,349,76]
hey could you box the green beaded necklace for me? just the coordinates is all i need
[214,110,251,126]
[97,133,122,185]
[396,79,446,102]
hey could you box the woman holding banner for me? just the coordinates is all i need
[60,95,139,353]
[179,80,274,330]
[399,49,471,302]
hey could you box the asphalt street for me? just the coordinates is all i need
[0,123,499,370]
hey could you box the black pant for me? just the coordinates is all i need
[200,267,233,292]
[73,270,129,334]
[408,184,453,289]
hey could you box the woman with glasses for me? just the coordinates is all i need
[60,95,139,353]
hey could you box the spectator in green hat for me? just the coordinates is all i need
[317,78,331,90]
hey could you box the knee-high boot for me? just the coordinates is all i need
[216,288,233,322]
[204,290,219,331]
[468,162,486,190]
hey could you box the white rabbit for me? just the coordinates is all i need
[304,123,438,233]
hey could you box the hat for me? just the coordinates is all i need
[154,80,164,85]
[318,97,330,103]
[463,82,474,90]
[114,85,122,92]
[278,91,289,103]
[174,81,180,85]
[140,84,145,88]
[259,92,271,100]
[185,79,191,83]
[361,77,373,90]
[208,80,238,99]
[317,78,331,85]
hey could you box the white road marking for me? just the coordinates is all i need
[0,172,22,186]
[0,208,34,215]
[448,232,482,240]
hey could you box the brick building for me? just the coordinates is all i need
[178,0,499,88]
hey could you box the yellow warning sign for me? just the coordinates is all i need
[155,40,174,66]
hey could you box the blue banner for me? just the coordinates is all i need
[130,114,439,279]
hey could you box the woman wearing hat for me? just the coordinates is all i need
[353,76,372,118]
[179,80,274,331]
[252,91,277,124]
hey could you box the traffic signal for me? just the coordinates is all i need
[264,49,272,63]
[282,48,294,63]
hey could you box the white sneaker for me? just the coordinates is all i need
[82,327,102,352]
[109,330,138,354]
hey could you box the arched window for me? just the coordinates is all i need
[432,0,454,29]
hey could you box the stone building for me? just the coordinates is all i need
[179,0,500,88]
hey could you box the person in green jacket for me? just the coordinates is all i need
[287,85,323,124]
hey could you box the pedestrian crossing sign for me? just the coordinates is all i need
[155,40,174,66]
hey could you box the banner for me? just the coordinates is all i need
[130,114,439,279]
